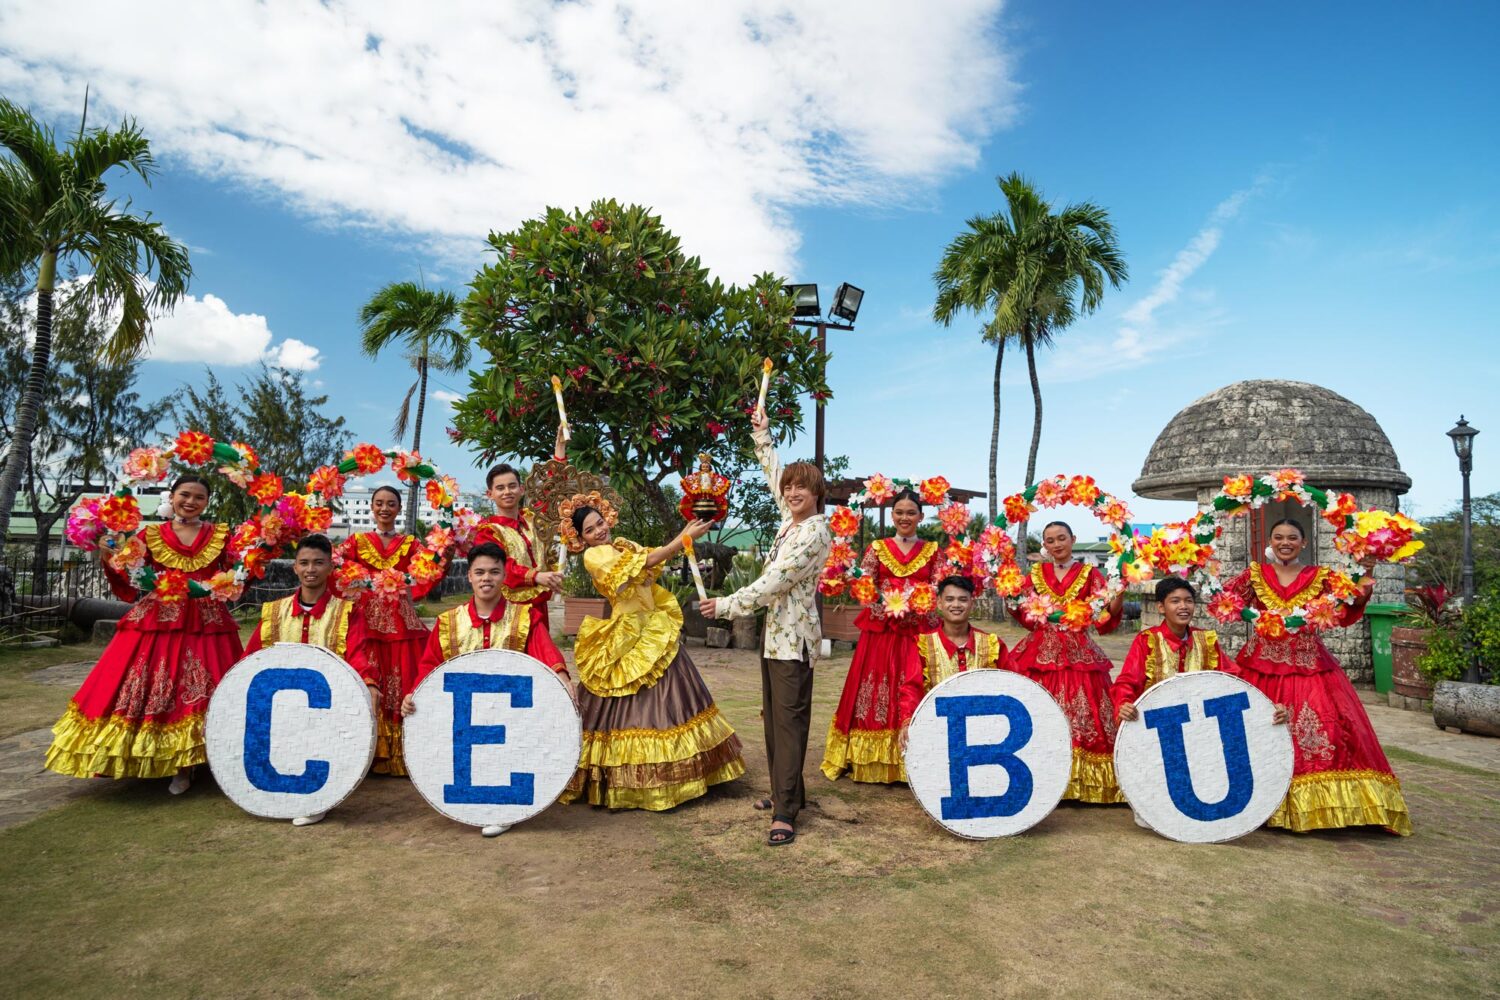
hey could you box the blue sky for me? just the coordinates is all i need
[2,1,1496,531]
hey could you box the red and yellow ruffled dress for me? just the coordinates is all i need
[821,537,943,783]
[1006,562,1124,803]
[473,513,567,674]
[561,538,745,810]
[332,532,438,775]
[1218,564,1412,835]
[44,523,244,779]
[1107,622,1221,716]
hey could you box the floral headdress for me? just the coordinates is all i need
[558,490,619,552]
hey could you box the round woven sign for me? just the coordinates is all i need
[905,669,1073,839]
[206,644,377,819]
[1114,671,1294,843]
[403,649,582,831]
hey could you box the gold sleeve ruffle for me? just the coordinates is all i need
[43,702,207,779]
[574,584,683,697]
[586,540,662,598]
[1268,769,1412,835]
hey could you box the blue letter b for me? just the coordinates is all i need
[1143,691,1255,822]
[244,668,331,794]
[443,672,536,806]
[937,694,1034,820]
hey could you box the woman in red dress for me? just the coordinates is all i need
[1006,520,1125,804]
[821,489,944,783]
[44,475,244,793]
[333,484,443,775]
[1217,518,1411,834]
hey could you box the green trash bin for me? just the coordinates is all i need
[1366,603,1407,694]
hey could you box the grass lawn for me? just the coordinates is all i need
[0,645,1496,998]
[0,643,102,738]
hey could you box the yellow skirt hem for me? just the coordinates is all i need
[43,702,205,780]
[1269,769,1412,835]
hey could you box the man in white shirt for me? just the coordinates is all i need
[701,410,831,846]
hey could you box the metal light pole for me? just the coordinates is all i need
[784,283,862,475]
[1446,416,1480,682]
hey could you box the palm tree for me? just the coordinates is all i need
[0,96,191,544]
[933,173,1126,543]
[358,280,471,532]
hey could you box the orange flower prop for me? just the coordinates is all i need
[909,582,937,614]
[106,535,148,574]
[862,474,896,506]
[1032,478,1064,507]
[826,539,856,567]
[1097,499,1132,529]
[393,450,424,483]
[304,506,333,533]
[1003,494,1033,524]
[347,443,386,474]
[1254,612,1289,639]
[1058,601,1091,631]
[372,568,406,596]
[850,577,877,605]
[1322,491,1357,528]
[307,465,346,499]
[426,475,460,509]
[334,562,370,593]
[98,495,142,533]
[1066,475,1101,507]
[1270,468,1305,499]
[425,525,455,552]
[206,570,242,601]
[937,502,970,536]
[880,586,910,616]
[154,570,190,603]
[1303,598,1342,631]
[173,430,214,465]
[1222,474,1254,500]
[994,564,1026,597]
[1325,571,1361,601]
[918,476,951,506]
[817,572,847,598]
[241,546,271,579]
[828,506,861,538]
[123,447,172,483]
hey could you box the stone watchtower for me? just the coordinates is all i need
[1132,380,1410,684]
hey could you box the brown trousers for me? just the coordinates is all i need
[761,655,814,822]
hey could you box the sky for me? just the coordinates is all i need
[2,0,1496,533]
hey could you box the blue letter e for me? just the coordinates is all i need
[937,694,1034,820]
[1143,691,1255,822]
[443,673,536,806]
[244,668,332,794]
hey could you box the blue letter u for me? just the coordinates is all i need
[937,694,1034,820]
[1143,692,1255,821]
[244,668,332,794]
[443,673,536,806]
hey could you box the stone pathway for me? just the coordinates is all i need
[1358,689,1500,773]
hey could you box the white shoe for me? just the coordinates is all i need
[167,772,192,796]
[481,824,508,838]
[292,812,328,827]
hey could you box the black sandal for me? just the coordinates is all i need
[752,797,773,811]
[767,816,796,846]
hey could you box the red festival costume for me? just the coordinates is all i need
[45,524,244,779]
[1108,622,1222,715]
[242,589,368,664]
[1217,564,1412,835]
[1006,562,1124,803]
[908,626,1007,702]
[821,537,944,783]
[333,532,441,775]
[472,512,566,673]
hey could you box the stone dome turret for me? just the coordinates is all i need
[1133,380,1411,500]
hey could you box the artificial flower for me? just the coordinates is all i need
[826,539,857,567]
[65,499,105,550]
[393,450,425,483]
[1032,477,1065,507]
[173,430,214,466]
[372,568,406,597]
[1058,601,1091,631]
[817,574,847,598]
[1222,474,1255,500]
[206,570,243,601]
[1207,590,1245,623]
[98,494,142,534]
[850,577,878,605]
[154,570,190,603]
[909,582,937,615]
[1066,475,1102,507]
[828,506,861,538]
[994,564,1026,597]
[307,465,346,499]
[122,447,172,484]
[937,502,970,536]
[426,475,460,509]
[347,443,386,474]
[425,525,455,552]
[863,474,896,507]
[918,476,951,506]
[1254,612,1289,640]
[881,586,911,616]
[106,535,148,575]
[1003,494,1034,525]
[1321,491,1358,528]
[1097,499,1132,529]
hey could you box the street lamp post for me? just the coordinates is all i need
[785,282,862,474]
[1446,415,1480,682]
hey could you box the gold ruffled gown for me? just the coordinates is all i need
[562,539,745,810]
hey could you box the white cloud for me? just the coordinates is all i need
[0,0,1016,281]
[431,390,463,404]
[148,292,321,369]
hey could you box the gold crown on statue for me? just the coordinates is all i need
[558,491,619,552]
[679,452,731,523]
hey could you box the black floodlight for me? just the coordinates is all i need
[784,283,820,318]
[831,283,864,323]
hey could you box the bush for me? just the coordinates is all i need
[1418,582,1500,684]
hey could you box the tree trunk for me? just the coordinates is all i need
[988,333,1004,524]
[1018,329,1044,560]
[640,477,678,545]
[406,353,428,534]
[30,515,62,597]
[0,251,57,545]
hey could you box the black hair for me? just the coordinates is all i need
[570,505,599,536]
[371,484,403,504]
[1042,520,1074,539]
[295,534,333,557]
[1155,576,1196,603]
[1268,517,1306,540]
[486,462,522,490]
[168,473,211,497]
[467,542,507,567]
[891,487,923,510]
[937,574,975,595]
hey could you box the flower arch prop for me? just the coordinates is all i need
[1189,468,1423,637]
[64,431,313,601]
[817,474,986,618]
[303,444,479,593]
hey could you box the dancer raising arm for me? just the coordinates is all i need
[45,475,244,793]
[700,406,831,846]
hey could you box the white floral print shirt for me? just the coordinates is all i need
[718,427,832,662]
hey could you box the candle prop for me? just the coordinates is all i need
[550,375,571,441]
[682,534,709,604]
[756,357,773,420]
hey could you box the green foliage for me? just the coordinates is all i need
[452,200,830,511]
[559,551,600,598]
[1410,492,1500,594]
[717,551,765,597]
[165,365,352,524]
[1419,581,1500,685]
